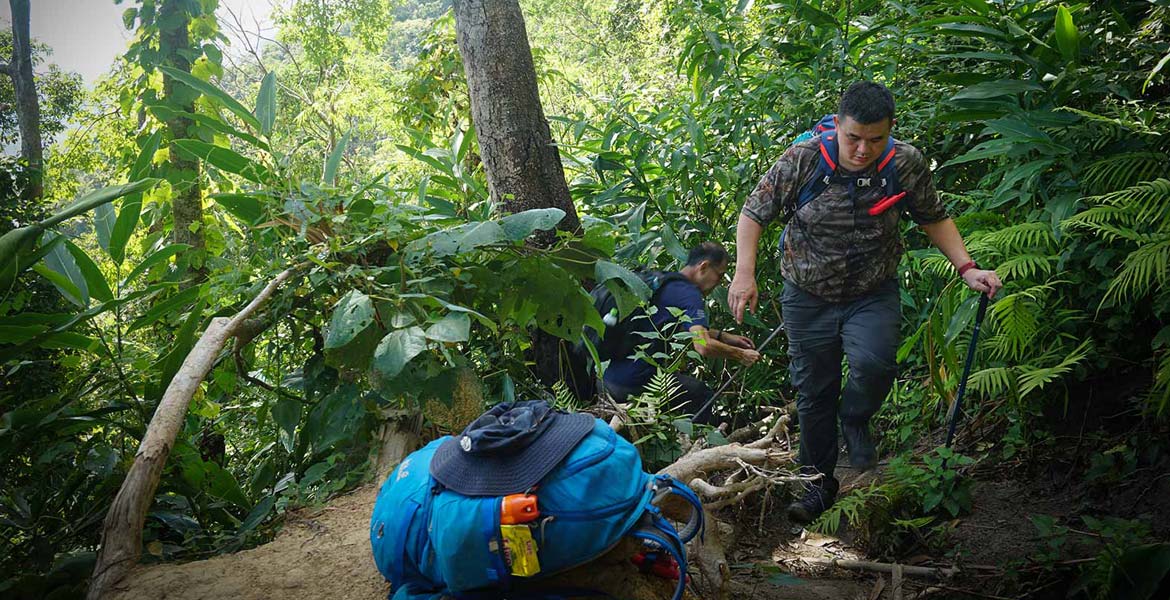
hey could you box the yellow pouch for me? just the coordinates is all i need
[500,524,541,577]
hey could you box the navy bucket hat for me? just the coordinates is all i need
[429,400,594,496]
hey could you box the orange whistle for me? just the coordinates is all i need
[501,494,539,524]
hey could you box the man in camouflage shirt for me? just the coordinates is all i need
[729,82,1002,525]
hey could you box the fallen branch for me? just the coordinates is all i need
[88,267,301,600]
[799,557,959,580]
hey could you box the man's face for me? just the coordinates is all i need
[835,115,893,172]
[696,260,729,296]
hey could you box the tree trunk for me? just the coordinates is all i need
[157,0,204,259]
[451,0,581,243]
[452,0,585,391]
[7,0,42,201]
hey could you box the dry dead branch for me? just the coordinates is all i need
[88,267,301,599]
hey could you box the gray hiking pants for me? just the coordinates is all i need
[782,279,900,486]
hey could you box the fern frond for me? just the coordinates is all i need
[996,253,1056,282]
[1083,152,1169,194]
[635,370,683,415]
[1092,179,1170,228]
[809,483,891,534]
[1101,235,1170,306]
[978,222,1055,254]
[551,380,587,412]
[1063,205,1137,240]
[921,251,955,279]
[986,284,1055,361]
[1016,339,1093,399]
[969,366,1017,399]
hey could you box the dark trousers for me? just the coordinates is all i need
[603,374,715,425]
[782,279,900,487]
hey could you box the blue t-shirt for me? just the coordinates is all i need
[602,276,709,390]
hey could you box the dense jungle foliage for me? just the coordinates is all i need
[2,0,1169,597]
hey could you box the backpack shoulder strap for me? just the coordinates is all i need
[649,474,705,544]
[792,133,839,215]
[875,137,899,197]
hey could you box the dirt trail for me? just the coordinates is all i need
[108,486,389,600]
[107,483,871,600]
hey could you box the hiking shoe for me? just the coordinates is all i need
[842,420,877,472]
[786,482,837,525]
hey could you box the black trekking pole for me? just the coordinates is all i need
[692,321,786,422]
[942,293,990,468]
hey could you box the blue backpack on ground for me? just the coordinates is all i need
[370,402,704,600]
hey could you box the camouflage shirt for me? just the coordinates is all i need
[741,137,948,302]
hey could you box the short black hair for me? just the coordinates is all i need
[686,242,729,268]
[838,81,895,125]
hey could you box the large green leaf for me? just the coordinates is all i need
[324,131,351,185]
[94,203,114,252]
[272,398,301,453]
[1054,5,1079,63]
[254,71,277,136]
[425,312,471,343]
[40,179,159,230]
[951,80,1044,101]
[1106,543,1170,600]
[498,208,566,241]
[595,260,651,300]
[304,384,363,455]
[33,263,85,308]
[159,65,262,131]
[325,291,376,351]
[212,194,264,225]
[65,240,113,303]
[660,224,688,263]
[40,231,88,306]
[0,225,44,288]
[371,326,428,380]
[173,139,270,183]
[110,133,162,265]
[412,221,508,258]
[205,461,251,508]
[149,297,206,401]
[239,495,275,534]
[945,295,980,346]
